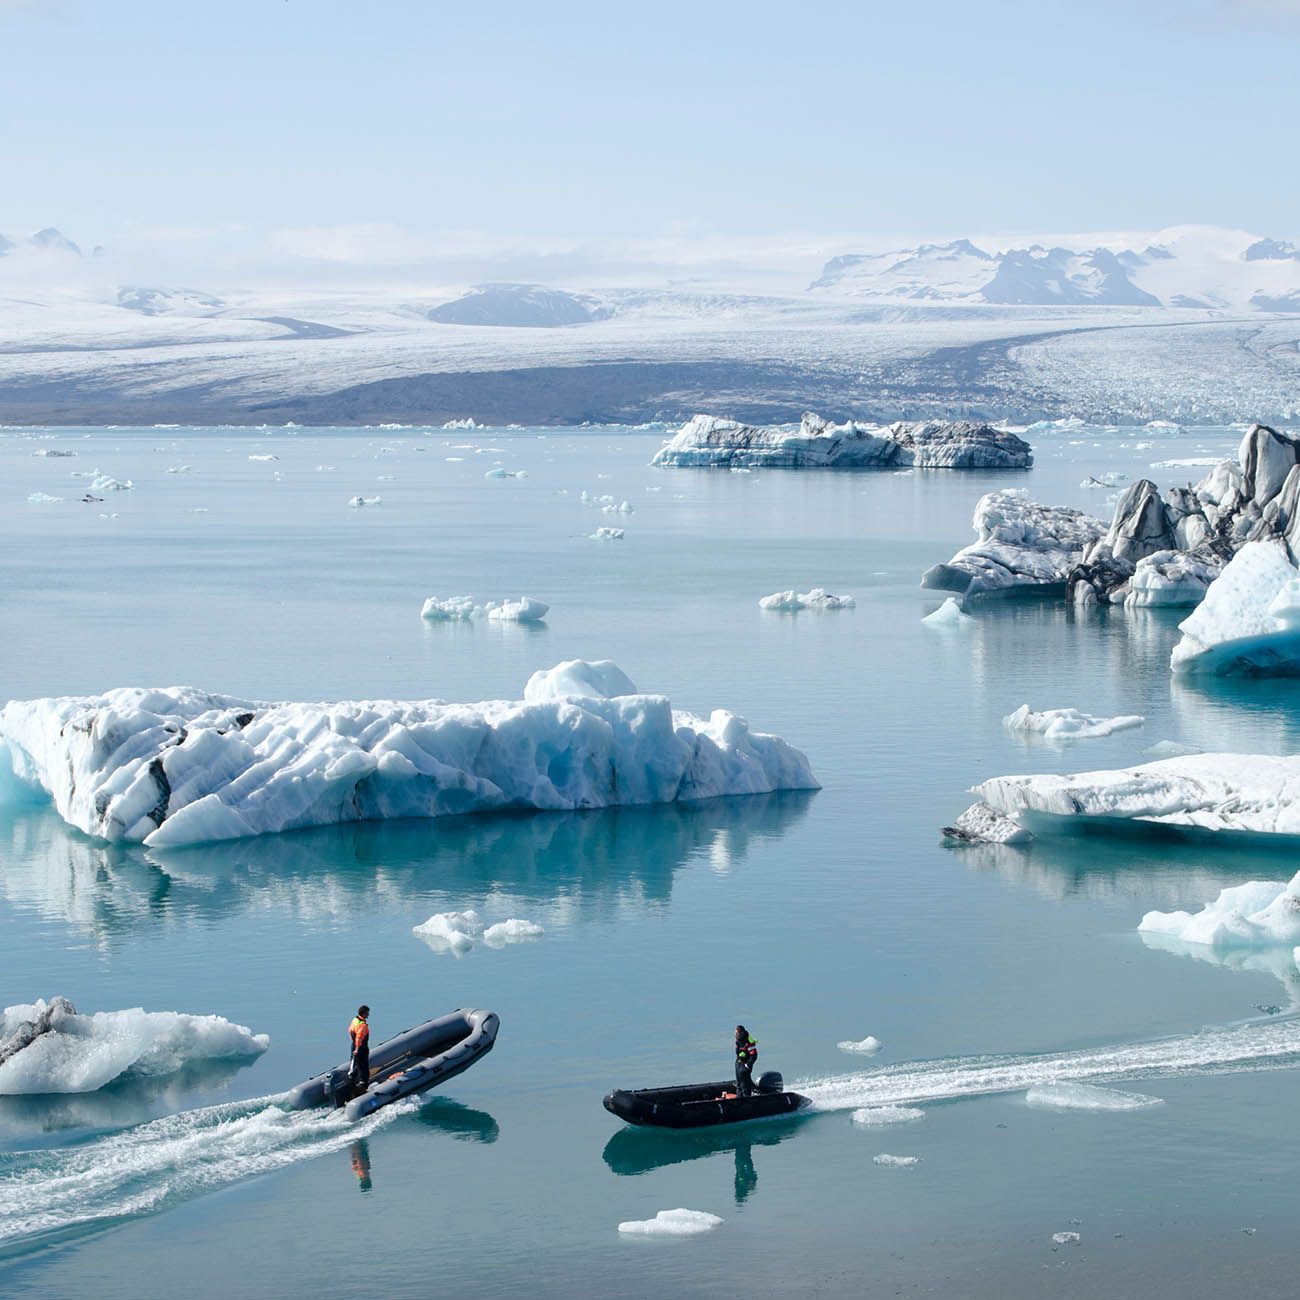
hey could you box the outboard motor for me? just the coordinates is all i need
[755,1070,784,1094]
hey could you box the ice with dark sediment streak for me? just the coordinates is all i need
[0,660,818,847]
[653,413,1032,470]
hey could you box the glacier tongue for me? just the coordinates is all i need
[0,664,818,847]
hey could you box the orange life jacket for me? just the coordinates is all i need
[349,1016,369,1052]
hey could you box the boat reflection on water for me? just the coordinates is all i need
[343,1099,499,1194]
[602,1115,805,1206]
[348,1139,372,1192]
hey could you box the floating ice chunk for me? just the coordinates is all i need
[167,465,193,475]
[837,1036,882,1055]
[32,448,75,458]
[0,999,268,1095]
[1172,541,1300,675]
[941,801,1033,845]
[922,597,971,627]
[524,659,637,702]
[617,1208,722,1236]
[248,454,278,462]
[420,596,479,621]
[1052,1231,1081,1245]
[89,475,132,492]
[873,1153,919,1167]
[1150,457,1223,468]
[974,752,1300,840]
[1125,551,1220,609]
[482,919,543,946]
[484,467,526,480]
[1025,1082,1163,1111]
[850,1106,924,1126]
[412,910,484,955]
[26,492,62,504]
[0,666,817,846]
[484,596,548,622]
[1139,873,1300,948]
[1081,472,1128,488]
[601,501,633,514]
[348,495,381,507]
[443,417,478,429]
[590,527,624,541]
[759,588,856,612]
[1004,705,1144,742]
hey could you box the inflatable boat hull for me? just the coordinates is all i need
[287,1007,498,1121]
[603,1079,808,1129]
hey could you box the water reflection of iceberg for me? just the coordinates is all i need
[1138,930,1300,1008]
[602,1116,805,1206]
[0,791,814,941]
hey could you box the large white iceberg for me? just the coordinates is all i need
[1171,541,1300,675]
[974,751,1300,839]
[653,413,1032,470]
[921,491,1104,598]
[0,662,818,847]
[0,999,268,1095]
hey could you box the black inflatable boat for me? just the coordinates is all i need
[603,1071,808,1129]
[287,1007,499,1121]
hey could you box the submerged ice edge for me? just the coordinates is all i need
[797,1015,1300,1111]
[0,1091,411,1250]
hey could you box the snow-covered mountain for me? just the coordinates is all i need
[811,226,1300,311]
[0,227,87,259]
[428,283,610,327]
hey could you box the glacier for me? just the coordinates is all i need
[652,413,1032,470]
[973,751,1300,839]
[0,662,818,847]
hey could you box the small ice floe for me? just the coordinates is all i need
[851,1106,924,1126]
[443,417,478,429]
[873,1154,920,1168]
[617,1208,722,1237]
[420,596,478,621]
[1139,873,1300,948]
[167,465,193,474]
[485,597,548,623]
[0,997,269,1095]
[921,597,972,627]
[445,456,464,462]
[759,588,855,612]
[32,448,75,458]
[248,454,279,462]
[1052,1231,1081,1245]
[941,802,1033,845]
[90,474,132,492]
[348,495,381,507]
[484,467,526,480]
[413,910,543,956]
[591,527,624,541]
[837,1036,882,1055]
[1025,1082,1162,1111]
[1080,472,1128,488]
[27,492,62,504]
[601,501,633,514]
[1003,704,1144,742]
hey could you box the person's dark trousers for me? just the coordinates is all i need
[735,1059,753,1096]
[350,1050,370,1092]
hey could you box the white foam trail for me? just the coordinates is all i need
[799,1016,1300,1112]
[0,1092,408,1251]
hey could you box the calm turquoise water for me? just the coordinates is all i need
[4,422,1300,1297]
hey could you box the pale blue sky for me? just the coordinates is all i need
[4,0,1300,281]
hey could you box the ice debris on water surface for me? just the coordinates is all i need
[837,1036,882,1055]
[1003,704,1145,742]
[873,1153,920,1167]
[0,662,818,846]
[617,1208,723,1237]
[850,1106,924,1126]
[1052,1231,1081,1245]
[921,597,971,627]
[412,909,543,956]
[759,588,855,612]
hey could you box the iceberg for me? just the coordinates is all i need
[1171,541,1300,675]
[348,495,381,507]
[420,595,479,621]
[974,751,1300,840]
[0,998,268,1095]
[413,909,543,955]
[837,1036,882,1055]
[419,595,549,622]
[758,588,855,612]
[590,527,624,541]
[89,474,132,492]
[0,663,818,847]
[617,1208,722,1236]
[1125,550,1220,609]
[921,597,972,627]
[941,801,1033,845]
[920,491,1104,598]
[484,596,548,623]
[653,413,1032,470]
[1138,873,1300,948]
[1003,704,1145,742]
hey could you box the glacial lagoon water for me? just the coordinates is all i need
[5,422,1300,1297]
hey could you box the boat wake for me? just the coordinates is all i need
[0,1092,410,1255]
[798,1014,1300,1112]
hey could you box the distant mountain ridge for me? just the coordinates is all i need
[810,226,1300,311]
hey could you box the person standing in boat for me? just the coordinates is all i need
[734,1025,758,1096]
[348,1005,371,1093]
